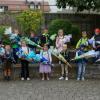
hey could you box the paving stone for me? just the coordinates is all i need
[0,80,100,100]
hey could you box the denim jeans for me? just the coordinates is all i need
[77,62,86,79]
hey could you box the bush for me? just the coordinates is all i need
[48,19,72,35]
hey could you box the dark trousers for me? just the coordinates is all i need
[21,60,29,78]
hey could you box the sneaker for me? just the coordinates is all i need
[77,78,80,81]
[65,77,68,80]
[47,77,50,80]
[59,76,64,80]
[7,76,11,81]
[81,77,85,81]
[4,76,7,80]
[42,78,45,81]
[21,77,24,81]
[27,77,30,81]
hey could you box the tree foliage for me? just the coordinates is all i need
[56,0,100,12]
[16,10,43,34]
[49,19,72,35]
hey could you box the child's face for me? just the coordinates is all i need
[44,29,48,33]
[5,45,11,50]
[14,29,19,34]
[43,45,48,51]
[58,30,64,36]
[21,41,26,47]
[82,33,87,38]
[95,29,100,35]
[30,33,35,37]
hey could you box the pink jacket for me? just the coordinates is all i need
[56,36,64,52]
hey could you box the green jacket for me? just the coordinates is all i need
[76,37,88,49]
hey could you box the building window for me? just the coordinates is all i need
[29,2,35,10]
[38,3,41,9]
[0,6,8,12]
[4,6,8,11]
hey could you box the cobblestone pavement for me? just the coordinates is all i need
[0,79,100,100]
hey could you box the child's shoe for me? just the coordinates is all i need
[42,77,45,81]
[81,77,85,81]
[4,76,7,80]
[27,77,30,81]
[21,77,24,81]
[65,77,68,80]
[59,76,64,80]
[77,78,80,81]
[47,77,50,80]
[7,76,11,81]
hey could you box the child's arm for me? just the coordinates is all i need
[40,50,43,57]
[48,50,52,63]
[75,51,79,58]
[76,39,81,49]
[56,37,60,48]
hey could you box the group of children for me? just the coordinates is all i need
[0,28,99,81]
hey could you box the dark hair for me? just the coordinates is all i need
[43,44,50,48]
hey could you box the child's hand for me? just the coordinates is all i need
[40,47,43,49]
[68,64,72,68]
[66,62,72,68]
